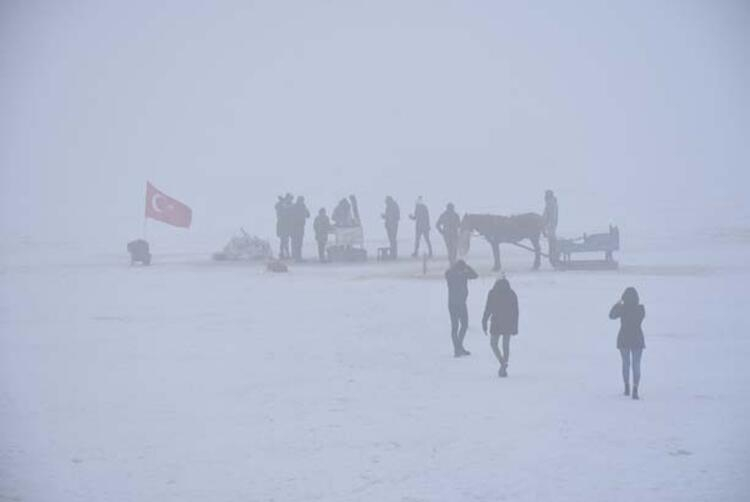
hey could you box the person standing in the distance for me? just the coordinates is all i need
[445,260,478,357]
[290,195,310,262]
[382,196,400,259]
[542,189,558,239]
[313,208,332,263]
[609,287,646,399]
[410,196,433,258]
[275,193,293,259]
[482,277,519,377]
[436,203,461,265]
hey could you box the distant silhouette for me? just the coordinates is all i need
[482,277,519,377]
[460,213,544,271]
[349,194,361,226]
[290,196,310,261]
[313,208,332,263]
[274,193,294,259]
[332,198,354,228]
[542,189,558,240]
[410,196,433,258]
[445,260,478,357]
[382,196,400,259]
[436,203,461,265]
[609,287,646,399]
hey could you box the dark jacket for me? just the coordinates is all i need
[384,199,400,228]
[445,263,478,304]
[314,214,331,242]
[332,199,353,227]
[609,302,645,349]
[410,202,430,232]
[436,209,460,238]
[482,279,519,335]
[290,201,310,233]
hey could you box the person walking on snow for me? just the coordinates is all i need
[482,277,519,377]
[445,260,478,357]
[382,196,400,259]
[313,208,332,263]
[436,203,461,265]
[609,287,646,399]
[410,196,433,258]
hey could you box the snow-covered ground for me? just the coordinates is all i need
[1,233,749,501]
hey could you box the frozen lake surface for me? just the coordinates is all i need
[1,236,749,501]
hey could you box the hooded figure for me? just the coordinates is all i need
[436,203,461,265]
[409,196,433,258]
[609,287,646,399]
[275,193,294,259]
[482,277,519,377]
[382,196,400,258]
[290,196,310,261]
[445,260,478,357]
[313,208,332,262]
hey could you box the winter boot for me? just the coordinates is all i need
[632,387,639,400]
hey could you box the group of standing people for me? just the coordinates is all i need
[443,259,646,398]
[274,193,464,264]
[274,194,310,261]
[380,196,462,264]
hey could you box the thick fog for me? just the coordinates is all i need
[1,0,749,249]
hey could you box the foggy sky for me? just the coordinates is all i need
[1,0,748,250]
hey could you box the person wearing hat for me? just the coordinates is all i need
[482,275,519,377]
[436,203,461,265]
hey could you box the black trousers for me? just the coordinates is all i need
[291,231,304,260]
[449,302,468,354]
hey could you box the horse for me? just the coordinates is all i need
[458,213,546,271]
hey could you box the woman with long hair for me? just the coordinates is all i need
[609,287,646,399]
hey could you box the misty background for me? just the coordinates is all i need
[1,0,749,253]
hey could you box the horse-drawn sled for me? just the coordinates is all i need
[458,212,620,271]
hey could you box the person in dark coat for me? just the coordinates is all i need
[609,287,646,399]
[482,277,519,377]
[436,203,461,265]
[290,196,310,261]
[275,193,294,259]
[445,260,478,357]
[313,208,332,263]
[332,198,353,227]
[382,196,400,258]
[410,196,433,258]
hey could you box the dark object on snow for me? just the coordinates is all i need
[552,225,620,270]
[127,239,151,266]
[266,260,288,273]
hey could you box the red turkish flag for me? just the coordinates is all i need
[145,182,192,228]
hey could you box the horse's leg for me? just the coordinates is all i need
[491,241,502,271]
[531,235,541,270]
